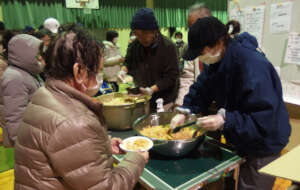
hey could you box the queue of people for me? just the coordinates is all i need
[0,4,292,190]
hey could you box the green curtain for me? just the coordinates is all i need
[2,0,146,29]
[154,0,228,27]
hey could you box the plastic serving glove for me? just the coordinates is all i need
[170,114,186,129]
[117,70,127,83]
[139,87,154,96]
[175,107,191,115]
[196,114,224,131]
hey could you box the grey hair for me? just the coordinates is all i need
[188,3,211,16]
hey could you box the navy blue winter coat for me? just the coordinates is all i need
[182,32,291,156]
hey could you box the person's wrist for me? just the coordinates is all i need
[217,108,226,120]
[150,85,159,93]
[217,108,226,130]
[175,107,191,115]
[146,87,154,95]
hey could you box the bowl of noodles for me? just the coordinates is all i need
[120,136,153,152]
[132,112,206,157]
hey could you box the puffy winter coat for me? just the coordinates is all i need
[0,34,42,147]
[14,79,146,190]
[103,40,122,82]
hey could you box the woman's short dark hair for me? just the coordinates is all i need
[226,20,241,36]
[204,18,241,48]
[44,27,103,80]
[222,20,241,46]
[175,32,183,38]
[2,30,19,59]
[106,30,118,42]
[34,29,52,39]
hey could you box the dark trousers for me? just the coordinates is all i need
[238,153,280,190]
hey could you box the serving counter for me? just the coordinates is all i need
[110,130,242,190]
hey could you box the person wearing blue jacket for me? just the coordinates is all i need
[170,17,291,190]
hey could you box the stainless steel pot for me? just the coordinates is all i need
[96,93,150,130]
[133,112,206,157]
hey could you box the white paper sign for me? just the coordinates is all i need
[65,0,99,9]
[282,81,300,105]
[244,6,266,47]
[229,8,245,32]
[284,32,300,65]
[270,2,293,34]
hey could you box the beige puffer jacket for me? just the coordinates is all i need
[175,58,200,106]
[14,79,146,190]
[103,40,122,82]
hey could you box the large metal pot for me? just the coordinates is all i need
[133,112,206,157]
[96,93,150,130]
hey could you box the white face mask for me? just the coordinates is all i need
[198,49,222,65]
[130,36,136,41]
[43,45,48,53]
[82,73,103,97]
[112,37,118,44]
[176,38,183,43]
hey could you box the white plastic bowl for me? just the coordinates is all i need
[120,136,153,152]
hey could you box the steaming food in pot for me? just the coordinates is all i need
[139,124,203,140]
[99,96,145,106]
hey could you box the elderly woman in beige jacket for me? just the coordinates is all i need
[14,28,148,190]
